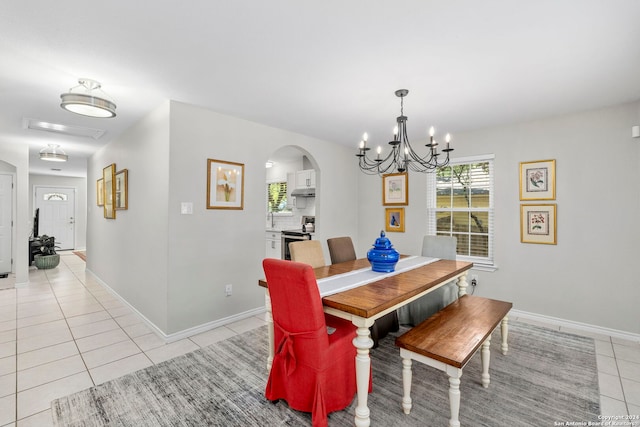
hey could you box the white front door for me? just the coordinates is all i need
[0,174,12,274]
[35,186,76,251]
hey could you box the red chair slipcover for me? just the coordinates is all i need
[263,258,362,427]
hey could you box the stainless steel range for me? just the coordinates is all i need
[281,216,315,260]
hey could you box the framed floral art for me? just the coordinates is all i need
[520,204,556,244]
[207,159,244,210]
[519,159,555,200]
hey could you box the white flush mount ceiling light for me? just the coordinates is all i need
[39,144,68,162]
[60,78,116,118]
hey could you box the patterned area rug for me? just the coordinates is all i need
[52,321,600,426]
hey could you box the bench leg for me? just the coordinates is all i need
[481,335,491,388]
[401,357,413,414]
[445,366,463,427]
[501,316,509,355]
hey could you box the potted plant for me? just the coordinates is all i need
[33,235,60,269]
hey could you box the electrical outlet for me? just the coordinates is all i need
[471,275,478,286]
[225,284,232,296]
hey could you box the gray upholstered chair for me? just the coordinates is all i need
[289,240,326,268]
[327,236,399,348]
[397,235,458,326]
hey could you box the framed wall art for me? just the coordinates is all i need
[385,207,405,233]
[96,178,104,206]
[520,204,557,244]
[207,159,244,210]
[115,169,128,210]
[103,163,116,219]
[519,159,555,200]
[382,172,408,206]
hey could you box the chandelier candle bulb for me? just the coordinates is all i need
[376,146,382,160]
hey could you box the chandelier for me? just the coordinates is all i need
[356,89,453,175]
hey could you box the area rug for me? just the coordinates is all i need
[51,321,600,426]
[72,251,86,262]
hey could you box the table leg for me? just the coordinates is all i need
[265,290,274,371]
[481,335,491,388]
[353,325,373,427]
[456,272,469,297]
[501,316,509,355]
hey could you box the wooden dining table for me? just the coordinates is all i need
[258,257,473,427]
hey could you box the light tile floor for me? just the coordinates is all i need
[0,253,638,426]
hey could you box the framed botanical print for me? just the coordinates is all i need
[382,173,408,206]
[96,178,104,206]
[520,204,557,244]
[207,159,244,210]
[115,169,128,210]
[385,207,405,232]
[519,159,556,200]
[103,163,116,219]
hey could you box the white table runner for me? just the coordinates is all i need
[317,256,439,297]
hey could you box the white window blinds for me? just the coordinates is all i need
[427,154,495,268]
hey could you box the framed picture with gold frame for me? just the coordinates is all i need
[520,204,557,244]
[103,163,116,219]
[519,159,555,200]
[382,173,408,206]
[115,169,128,210]
[385,207,405,233]
[96,178,104,206]
[207,159,244,210]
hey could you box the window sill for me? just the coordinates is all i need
[471,264,498,272]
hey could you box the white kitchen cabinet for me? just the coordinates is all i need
[295,169,316,189]
[265,231,282,259]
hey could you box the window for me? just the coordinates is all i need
[267,181,290,213]
[43,192,67,201]
[427,154,495,269]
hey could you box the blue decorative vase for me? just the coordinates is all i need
[367,231,400,273]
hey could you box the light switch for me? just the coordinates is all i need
[181,202,193,214]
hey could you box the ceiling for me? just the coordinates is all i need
[2,1,639,178]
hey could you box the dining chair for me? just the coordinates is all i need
[326,236,399,348]
[263,258,365,427]
[326,236,357,264]
[289,240,325,268]
[397,235,458,326]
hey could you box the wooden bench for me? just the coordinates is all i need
[395,294,512,427]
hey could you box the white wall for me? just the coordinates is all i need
[87,101,171,332]
[0,142,30,284]
[87,100,359,336]
[357,101,640,334]
[29,174,87,250]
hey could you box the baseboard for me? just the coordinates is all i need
[511,309,640,343]
[85,269,266,343]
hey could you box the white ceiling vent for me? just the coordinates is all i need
[22,118,106,140]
